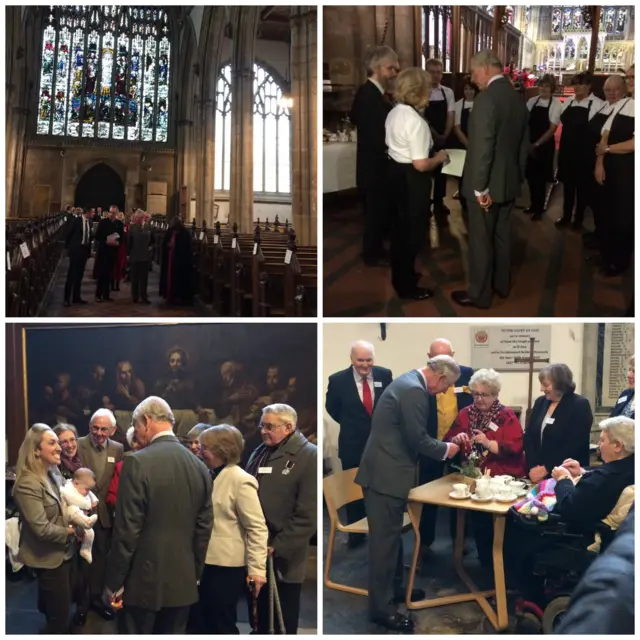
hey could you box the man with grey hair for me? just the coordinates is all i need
[105,396,213,633]
[326,340,393,547]
[351,45,400,267]
[356,355,461,632]
[77,408,124,622]
[246,403,317,633]
[451,49,529,309]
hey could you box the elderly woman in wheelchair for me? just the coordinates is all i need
[506,416,635,631]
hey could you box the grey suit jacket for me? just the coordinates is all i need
[249,431,317,583]
[355,370,448,500]
[13,470,74,569]
[77,436,124,528]
[105,434,213,611]
[462,76,530,204]
[128,224,153,262]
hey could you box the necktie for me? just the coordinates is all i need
[82,220,87,244]
[362,376,373,416]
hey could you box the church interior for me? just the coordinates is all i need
[6,6,317,318]
[6,322,317,634]
[322,321,634,634]
[323,5,634,317]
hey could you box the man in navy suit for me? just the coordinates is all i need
[326,340,393,547]
[63,207,93,306]
[419,339,474,550]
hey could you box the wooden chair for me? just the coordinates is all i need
[323,467,412,596]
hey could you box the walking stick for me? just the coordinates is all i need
[267,554,286,634]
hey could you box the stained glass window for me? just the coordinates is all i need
[214,63,292,196]
[36,6,170,143]
[552,8,562,34]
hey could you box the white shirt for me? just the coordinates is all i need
[352,367,374,404]
[428,84,456,112]
[386,104,434,163]
[454,99,474,126]
[561,93,606,121]
[526,96,564,125]
[602,97,635,134]
[150,430,176,444]
[415,369,451,461]
[368,77,384,95]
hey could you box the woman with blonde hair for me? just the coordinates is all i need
[610,354,635,418]
[198,424,268,634]
[12,424,78,633]
[385,66,449,301]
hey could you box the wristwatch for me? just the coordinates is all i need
[605,146,611,154]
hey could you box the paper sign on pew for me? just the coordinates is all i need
[232,238,237,249]
[7,252,11,271]
[253,243,258,255]
[20,243,30,259]
[199,231,204,241]
[284,249,293,265]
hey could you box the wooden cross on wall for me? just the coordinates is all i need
[513,336,550,423]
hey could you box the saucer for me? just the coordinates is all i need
[495,494,518,503]
[514,489,528,497]
[449,491,471,500]
[470,494,492,502]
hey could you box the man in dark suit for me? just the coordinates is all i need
[63,206,92,307]
[105,396,213,634]
[452,50,530,309]
[94,205,120,302]
[326,340,393,547]
[419,339,474,550]
[355,355,461,633]
[77,409,124,623]
[351,45,399,267]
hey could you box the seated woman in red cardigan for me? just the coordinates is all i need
[105,427,140,510]
[444,368,526,571]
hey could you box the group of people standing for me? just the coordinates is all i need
[326,339,635,633]
[11,398,317,634]
[351,44,634,309]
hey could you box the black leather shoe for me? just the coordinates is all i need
[372,613,415,633]
[434,202,450,216]
[523,206,535,214]
[394,587,426,603]
[92,604,114,621]
[102,297,114,302]
[73,298,88,304]
[396,287,434,301]
[450,290,490,309]
[73,611,87,626]
[555,216,571,228]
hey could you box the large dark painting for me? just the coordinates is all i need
[25,323,317,460]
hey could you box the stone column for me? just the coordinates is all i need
[229,7,260,232]
[290,7,317,245]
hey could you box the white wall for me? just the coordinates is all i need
[323,322,585,459]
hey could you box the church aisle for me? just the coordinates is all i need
[44,257,199,318]
[324,185,633,318]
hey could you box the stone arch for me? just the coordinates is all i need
[74,162,126,211]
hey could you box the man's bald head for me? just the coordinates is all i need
[428,338,455,358]
[350,340,375,377]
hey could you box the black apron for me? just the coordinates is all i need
[424,87,448,150]
[584,103,612,217]
[450,101,472,150]
[525,97,556,182]
[603,99,635,221]
[557,98,593,182]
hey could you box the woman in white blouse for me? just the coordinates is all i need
[198,425,268,634]
[524,74,563,220]
[385,67,449,300]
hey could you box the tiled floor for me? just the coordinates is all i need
[5,570,317,634]
[44,257,200,317]
[323,182,633,317]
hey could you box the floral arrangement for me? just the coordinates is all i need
[451,449,483,479]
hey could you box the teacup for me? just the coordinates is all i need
[452,483,470,497]
[496,487,514,499]
[508,480,526,491]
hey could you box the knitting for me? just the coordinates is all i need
[514,478,557,521]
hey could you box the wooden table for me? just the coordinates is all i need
[406,473,514,631]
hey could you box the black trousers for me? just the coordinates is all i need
[119,604,191,634]
[130,261,150,301]
[96,248,116,299]
[255,578,303,634]
[88,523,111,606]
[74,554,91,615]
[601,180,634,271]
[418,458,445,547]
[199,564,245,634]
[35,556,76,634]
[432,164,447,205]
[64,249,88,302]
[340,455,366,529]
[561,175,589,223]
[360,181,390,262]
[527,175,547,213]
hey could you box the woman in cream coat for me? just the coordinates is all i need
[199,424,268,634]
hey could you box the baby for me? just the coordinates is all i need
[61,467,99,563]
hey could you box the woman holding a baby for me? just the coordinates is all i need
[13,423,99,633]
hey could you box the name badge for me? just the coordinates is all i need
[544,417,555,425]
[108,456,115,463]
[488,422,499,432]
[374,381,382,387]
[454,387,465,393]
[617,396,628,404]
[258,467,272,474]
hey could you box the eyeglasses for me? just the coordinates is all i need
[258,422,290,432]
[471,392,494,399]
[90,426,111,434]
[59,438,76,445]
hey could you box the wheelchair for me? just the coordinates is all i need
[507,508,614,634]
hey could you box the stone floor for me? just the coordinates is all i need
[322,504,507,635]
[43,256,200,317]
[5,569,317,634]
[323,181,633,317]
